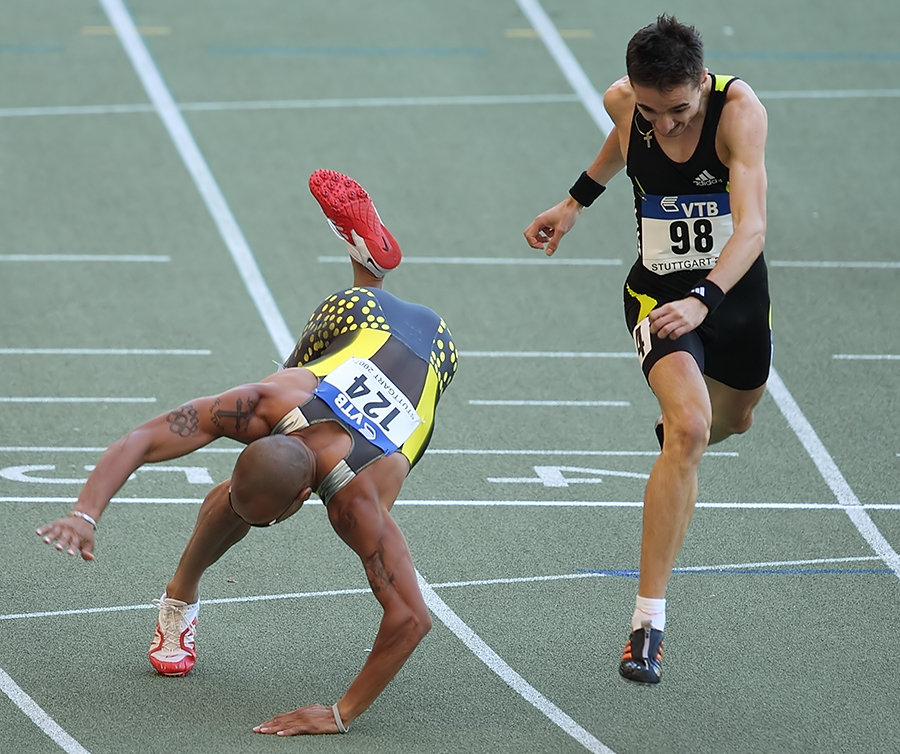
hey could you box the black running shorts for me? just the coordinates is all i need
[623,255,772,391]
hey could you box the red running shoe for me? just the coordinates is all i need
[149,594,199,677]
[309,169,402,277]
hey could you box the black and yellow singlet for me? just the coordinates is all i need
[627,74,758,304]
[622,74,771,391]
[277,287,457,504]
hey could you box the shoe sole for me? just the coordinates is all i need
[308,169,402,271]
[149,616,197,677]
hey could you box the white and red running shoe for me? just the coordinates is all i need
[149,595,199,677]
[308,169,402,277]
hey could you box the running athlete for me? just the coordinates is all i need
[524,16,770,684]
[36,170,458,734]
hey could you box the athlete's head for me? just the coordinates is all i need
[626,16,708,139]
[228,435,315,527]
[626,15,705,92]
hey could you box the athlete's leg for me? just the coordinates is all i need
[351,258,384,289]
[705,376,766,445]
[639,351,712,599]
[165,480,251,604]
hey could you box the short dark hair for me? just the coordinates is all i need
[626,15,704,91]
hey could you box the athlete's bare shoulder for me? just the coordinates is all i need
[603,76,636,128]
[718,79,767,164]
[249,367,319,425]
[259,366,318,390]
[722,79,765,116]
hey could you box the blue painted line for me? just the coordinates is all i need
[578,567,893,577]
[701,567,893,575]
[207,46,487,57]
[0,44,62,54]
[707,50,900,62]
[579,569,640,578]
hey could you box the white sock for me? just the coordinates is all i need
[632,595,666,631]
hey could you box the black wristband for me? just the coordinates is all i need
[687,278,726,314]
[568,171,606,207]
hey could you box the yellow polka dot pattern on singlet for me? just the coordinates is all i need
[430,318,458,395]
[288,287,392,366]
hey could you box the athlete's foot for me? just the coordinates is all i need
[619,620,664,684]
[309,170,402,278]
[149,594,199,677]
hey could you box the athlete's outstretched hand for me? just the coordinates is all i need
[649,297,710,340]
[254,704,345,736]
[524,198,583,256]
[36,515,96,561]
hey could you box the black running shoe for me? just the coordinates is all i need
[619,620,663,684]
[654,415,664,450]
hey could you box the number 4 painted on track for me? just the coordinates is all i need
[487,465,650,488]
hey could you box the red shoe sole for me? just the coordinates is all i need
[308,169,402,270]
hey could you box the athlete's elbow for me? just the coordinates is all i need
[755,228,767,254]
[386,608,431,654]
[406,605,432,643]
[738,221,766,255]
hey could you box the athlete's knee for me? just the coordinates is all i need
[662,411,710,463]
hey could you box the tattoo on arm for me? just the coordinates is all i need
[166,405,200,437]
[209,396,257,433]
[363,539,395,595]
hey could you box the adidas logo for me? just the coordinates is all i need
[693,170,720,186]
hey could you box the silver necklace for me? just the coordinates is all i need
[634,115,654,147]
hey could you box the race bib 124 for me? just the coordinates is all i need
[314,357,422,455]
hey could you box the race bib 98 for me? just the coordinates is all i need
[315,357,422,455]
[640,192,733,275]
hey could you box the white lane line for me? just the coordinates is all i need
[469,399,630,407]
[9,496,900,510]
[767,371,900,577]
[0,555,886,623]
[756,89,900,99]
[0,254,169,262]
[4,497,204,504]
[99,0,295,360]
[833,354,900,360]
[3,90,900,119]
[428,448,738,457]
[0,590,371,622]
[0,446,240,453]
[514,0,613,135]
[0,668,92,753]
[416,572,614,754]
[0,94,581,118]
[318,255,622,266]
[0,104,156,117]
[672,555,882,572]
[489,468,650,484]
[181,93,583,110]
[0,349,210,356]
[770,260,900,269]
[517,0,900,585]
[0,445,737,457]
[459,351,634,358]
[0,397,155,403]
[397,500,900,510]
